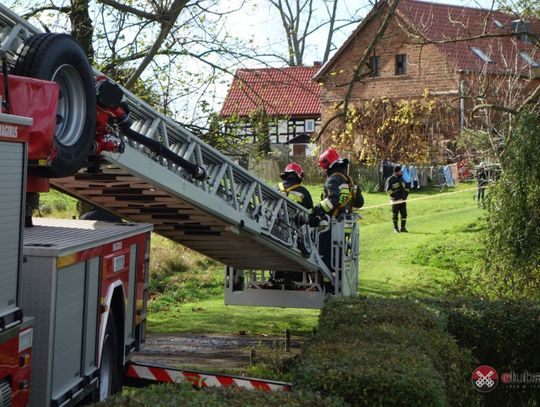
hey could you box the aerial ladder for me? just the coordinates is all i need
[0,3,359,310]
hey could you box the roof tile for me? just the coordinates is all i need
[397,0,540,74]
[220,66,321,117]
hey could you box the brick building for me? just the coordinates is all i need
[220,65,321,156]
[314,0,540,158]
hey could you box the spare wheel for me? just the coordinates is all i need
[12,33,96,178]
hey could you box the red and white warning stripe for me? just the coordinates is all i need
[126,362,291,392]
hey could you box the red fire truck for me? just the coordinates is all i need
[0,102,152,407]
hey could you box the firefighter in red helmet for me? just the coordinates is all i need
[272,162,313,285]
[277,162,313,211]
[308,148,364,226]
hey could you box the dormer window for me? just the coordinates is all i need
[519,52,540,67]
[511,20,531,42]
[493,19,504,29]
[471,47,494,64]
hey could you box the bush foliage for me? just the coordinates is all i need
[98,383,346,407]
[481,109,540,298]
[427,299,540,407]
[291,297,481,407]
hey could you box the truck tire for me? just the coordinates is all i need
[98,314,122,401]
[12,33,96,178]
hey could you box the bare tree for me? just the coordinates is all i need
[267,0,365,66]
[10,0,266,126]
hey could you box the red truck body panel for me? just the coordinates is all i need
[0,74,58,161]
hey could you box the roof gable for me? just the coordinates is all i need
[220,66,321,117]
[315,0,540,79]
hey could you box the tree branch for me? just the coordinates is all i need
[97,0,160,22]
[518,83,540,112]
[23,5,70,19]
[125,0,189,88]
[473,103,519,115]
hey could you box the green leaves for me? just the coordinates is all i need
[482,109,540,298]
[330,94,455,164]
[291,297,481,407]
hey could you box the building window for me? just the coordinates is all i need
[493,19,504,28]
[395,54,406,75]
[369,56,380,77]
[305,119,315,132]
[471,47,494,63]
[511,20,531,42]
[519,52,539,67]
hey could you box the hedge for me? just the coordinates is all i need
[291,297,481,407]
[426,299,540,407]
[97,383,347,407]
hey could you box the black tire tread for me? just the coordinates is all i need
[11,33,96,178]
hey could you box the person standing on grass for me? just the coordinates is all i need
[385,165,409,233]
[475,162,488,207]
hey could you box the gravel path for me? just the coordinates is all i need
[132,333,302,371]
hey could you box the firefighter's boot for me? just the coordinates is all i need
[400,219,408,233]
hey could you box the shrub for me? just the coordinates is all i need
[426,299,540,407]
[98,383,347,407]
[248,341,300,381]
[482,109,540,299]
[358,178,379,193]
[292,297,481,407]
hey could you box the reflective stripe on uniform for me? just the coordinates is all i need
[288,190,304,203]
[278,182,303,204]
[321,198,334,212]
[332,172,355,216]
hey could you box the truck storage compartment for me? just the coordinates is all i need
[0,113,32,333]
[0,141,24,324]
[20,218,151,406]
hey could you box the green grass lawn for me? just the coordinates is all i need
[358,182,484,298]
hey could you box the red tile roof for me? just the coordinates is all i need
[397,0,540,74]
[315,0,540,79]
[220,66,321,117]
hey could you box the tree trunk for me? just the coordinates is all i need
[69,0,95,62]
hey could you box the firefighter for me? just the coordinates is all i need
[475,162,488,207]
[273,163,313,285]
[278,162,313,211]
[308,148,364,226]
[385,165,409,233]
[307,148,363,293]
